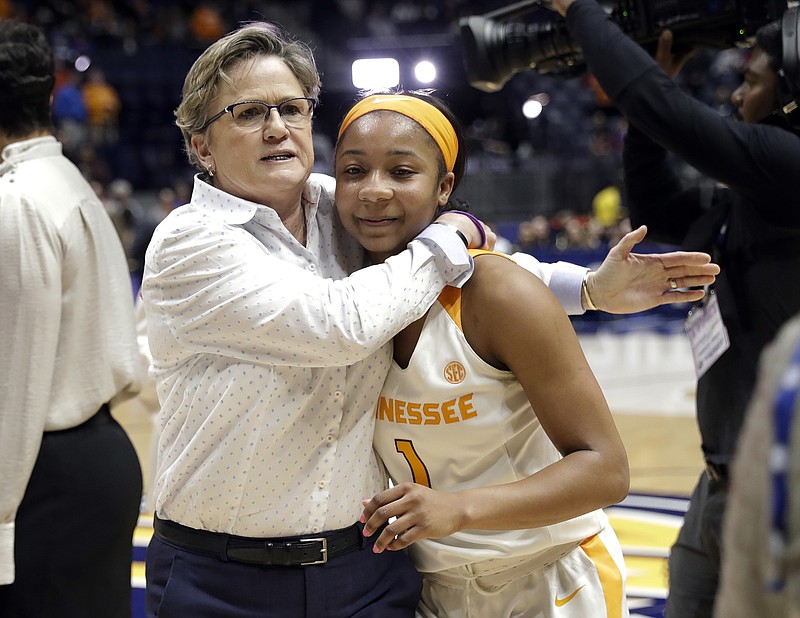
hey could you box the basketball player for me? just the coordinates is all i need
[333,91,672,617]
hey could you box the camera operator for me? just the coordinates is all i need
[550,1,800,616]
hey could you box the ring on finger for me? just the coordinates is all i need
[669,278,678,290]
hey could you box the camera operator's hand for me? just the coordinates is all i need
[655,30,696,79]
[549,0,577,18]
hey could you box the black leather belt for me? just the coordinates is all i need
[154,516,371,566]
[705,461,729,483]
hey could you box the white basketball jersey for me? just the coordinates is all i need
[374,285,607,573]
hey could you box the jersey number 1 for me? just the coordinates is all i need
[394,439,432,488]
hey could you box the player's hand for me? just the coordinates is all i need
[359,483,465,553]
[435,211,496,250]
[586,225,720,314]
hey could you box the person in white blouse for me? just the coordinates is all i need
[141,20,488,618]
[0,21,143,617]
[140,20,719,618]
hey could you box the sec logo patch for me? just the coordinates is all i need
[444,361,466,384]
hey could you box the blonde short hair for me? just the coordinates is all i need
[175,21,321,170]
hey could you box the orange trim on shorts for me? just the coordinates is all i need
[580,533,624,618]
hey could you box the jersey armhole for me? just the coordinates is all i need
[437,250,513,331]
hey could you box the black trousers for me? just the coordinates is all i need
[0,406,143,618]
[664,471,728,618]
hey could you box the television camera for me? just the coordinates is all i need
[460,0,791,92]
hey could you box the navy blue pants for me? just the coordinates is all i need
[146,528,423,617]
[0,406,142,618]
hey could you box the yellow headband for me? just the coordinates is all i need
[337,95,458,172]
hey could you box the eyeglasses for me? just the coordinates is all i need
[199,97,317,132]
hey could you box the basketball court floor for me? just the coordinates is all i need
[117,331,704,617]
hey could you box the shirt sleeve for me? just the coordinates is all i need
[143,218,474,369]
[509,252,588,315]
[0,194,62,585]
[415,223,473,287]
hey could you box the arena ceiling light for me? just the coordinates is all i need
[414,60,437,84]
[351,58,400,89]
[522,93,550,119]
[74,55,91,72]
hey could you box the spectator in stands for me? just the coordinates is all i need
[516,214,552,251]
[51,65,87,158]
[106,177,141,267]
[82,67,121,145]
[592,184,623,229]
[172,178,191,205]
[156,186,177,217]
[189,3,225,42]
[76,141,113,185]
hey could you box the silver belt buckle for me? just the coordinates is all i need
[300,537,328,565]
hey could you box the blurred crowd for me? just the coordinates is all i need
[0,0,748,281]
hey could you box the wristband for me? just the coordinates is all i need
[433,222,469,247]
[582,272,599,311]
[447,210,486,249]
